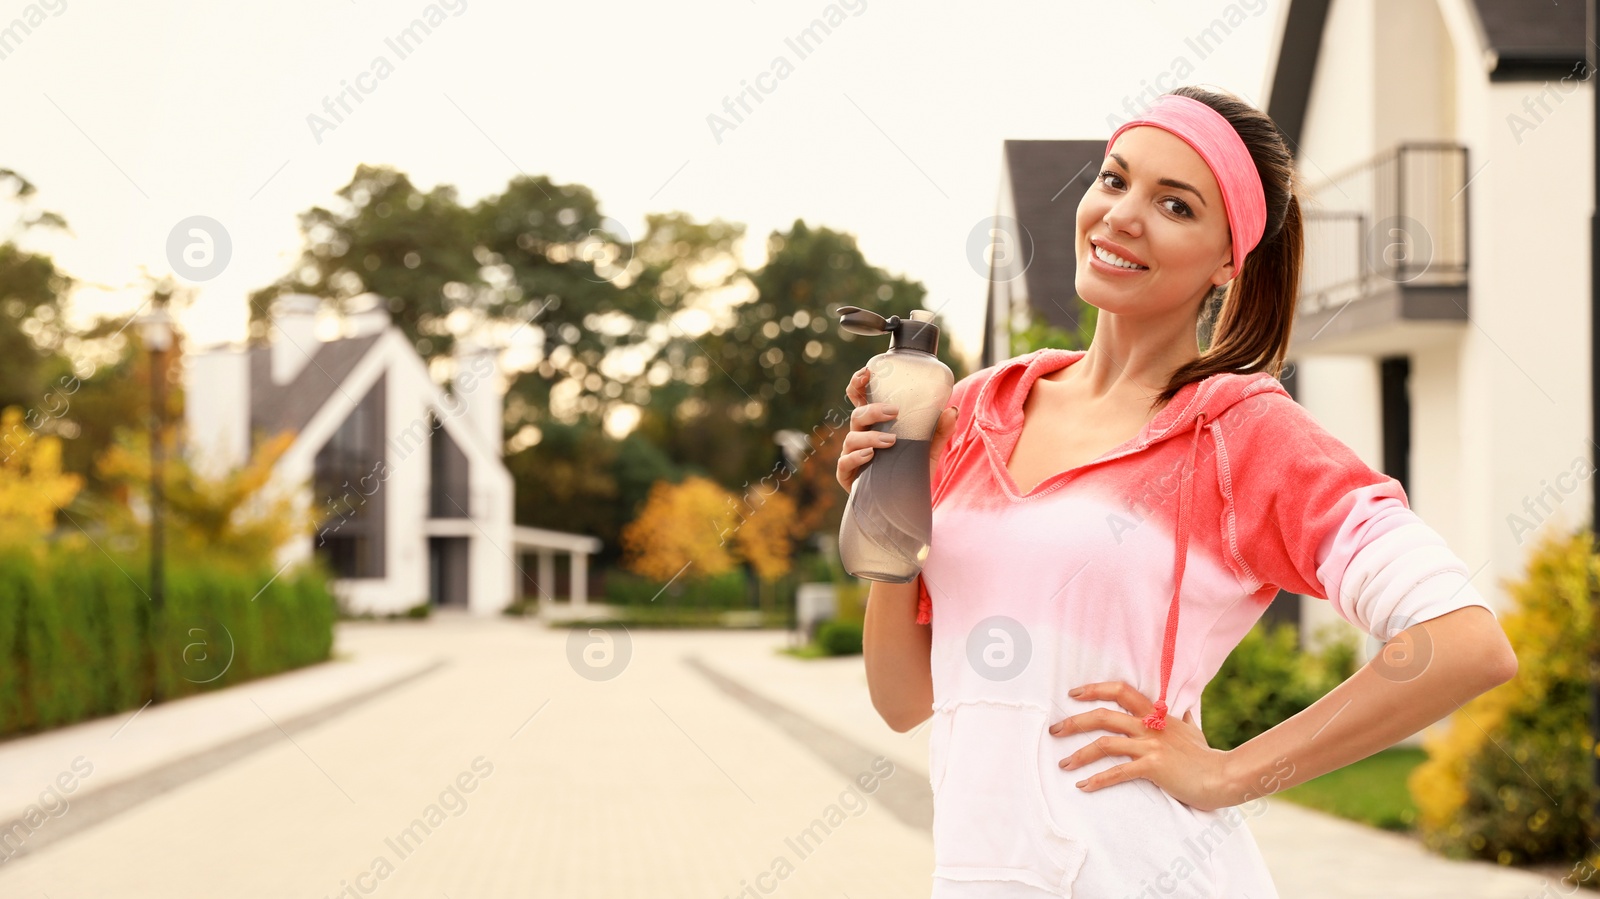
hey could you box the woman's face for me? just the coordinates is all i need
[1074,125,1236,319]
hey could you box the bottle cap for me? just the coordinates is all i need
[837,306,940,355]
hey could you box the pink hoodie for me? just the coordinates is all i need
[911,348,1495,897]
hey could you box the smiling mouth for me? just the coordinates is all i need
[1091,243,1149,270]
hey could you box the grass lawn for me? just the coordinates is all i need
[778,642,830,659]
[1273,746,1426,831]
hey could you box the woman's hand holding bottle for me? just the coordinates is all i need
[836,365,958,493]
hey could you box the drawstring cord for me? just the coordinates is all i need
[1143,411,1207,732]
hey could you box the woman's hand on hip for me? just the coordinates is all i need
[1048,680,1237,812]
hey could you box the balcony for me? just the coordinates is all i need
[1294,143,1470,354]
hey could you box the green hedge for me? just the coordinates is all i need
[602,559,842,626]
[0,546,337,738]
[604,569,750,609]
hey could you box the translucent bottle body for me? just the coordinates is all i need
[838,348,954,583]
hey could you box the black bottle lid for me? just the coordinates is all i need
[837,306,940,355]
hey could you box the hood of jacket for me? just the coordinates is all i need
[960,348,1291,730]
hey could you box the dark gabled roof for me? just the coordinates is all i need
[249,332,384,443]
[1264,0,1332,152]
[1471,0,1588,80]
[980,140,1104,366]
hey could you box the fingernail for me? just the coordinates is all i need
[884,405,899,414]
[1075,780,1088,789]
[1068,687,1083,697]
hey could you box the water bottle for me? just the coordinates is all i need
[836,306,954,583]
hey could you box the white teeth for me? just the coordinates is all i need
[1094,244,1146,269]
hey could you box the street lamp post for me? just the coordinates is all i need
[139,301,172,702]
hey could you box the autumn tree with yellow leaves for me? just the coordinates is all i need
[0,406,83,547]
[620,476,740,581]
[621,474,801,588]
[94,428,312,571]
[731,484,800,582]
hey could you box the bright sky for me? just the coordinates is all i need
[1,0,1283,372]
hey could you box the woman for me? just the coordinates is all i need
[835,86,1518,897]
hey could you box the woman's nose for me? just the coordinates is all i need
[1102,194,1143,237]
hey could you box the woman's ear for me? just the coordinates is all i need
[1211,254,1236,287]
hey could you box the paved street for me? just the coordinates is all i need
[0,615,1569,898]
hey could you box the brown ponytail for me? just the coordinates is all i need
[1148,85,1305,411]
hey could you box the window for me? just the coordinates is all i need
[313,375,387,578]
[430,416,471,518]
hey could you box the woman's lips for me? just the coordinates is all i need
[1087,247,1151,276]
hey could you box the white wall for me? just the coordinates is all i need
[1409,340,1464,554]
[1463,76,1594,585]
[1374,0,1455,148]
[1298,0,1377,190]
[183,348,250,480]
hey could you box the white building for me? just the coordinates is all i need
[182,293,601,616]
[1264,0,1590,652]
[980,1,1589,689]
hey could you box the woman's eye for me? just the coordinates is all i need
[1099,170,1192,218]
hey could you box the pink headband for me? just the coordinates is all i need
[1107,93,1267,274]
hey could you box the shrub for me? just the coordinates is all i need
[817,618,863,656]
[502,598,538,617]
[1200,617,1360,752]
[1409,526,1600,869]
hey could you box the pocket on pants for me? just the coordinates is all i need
[931,702,1088,896]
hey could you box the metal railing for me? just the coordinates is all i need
[1298,143,1469,315]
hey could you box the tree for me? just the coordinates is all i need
[496,207,744,439]
[619,476,739,581]
[52,279,196,499]
[247,165,480,359]
[786,418,850,546]
[730,484,800,582]
[94,428,309,572]
[1010,302,1097,355]
[0,406,82,547]
[639,219,969,492]
[255,173,972,561]
[254,166,748,445]
[0,169,75,419]
[504,420,679,570]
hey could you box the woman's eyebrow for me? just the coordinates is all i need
[1108,152,1209,208]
